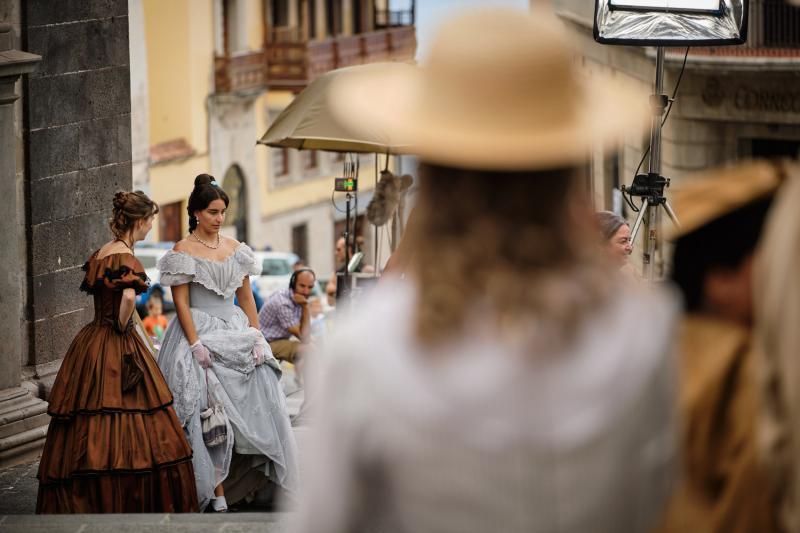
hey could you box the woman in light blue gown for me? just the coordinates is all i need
[157,174,298,512]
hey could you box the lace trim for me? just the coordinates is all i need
[158,244,260,298]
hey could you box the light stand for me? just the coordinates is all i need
[334,158,359,300]
[623,47,680,281]
[593,0,748,281]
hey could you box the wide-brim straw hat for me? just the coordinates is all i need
[328,8,649,171]
[667,160,785,240]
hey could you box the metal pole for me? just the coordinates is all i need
[648,47,665,178]
[642,46,666,282]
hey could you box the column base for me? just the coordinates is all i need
[0,387,49,469]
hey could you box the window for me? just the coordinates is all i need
[159,201,183,242]
[272,147,290,177]
[302,150,318,170]
[271,0,289,27]
[292,223,309,263]
[222,0,248,54]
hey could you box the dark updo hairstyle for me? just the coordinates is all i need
[187,174,229,232]
[109,190,159,239]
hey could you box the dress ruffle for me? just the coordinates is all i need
[158,243,261,298]
[46,323,175,416]
[80,252,149,295]
[38,409,193,480]
[36,460,197,514]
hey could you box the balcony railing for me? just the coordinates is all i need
[676,0,800,59]
[752,0,800,48]
[215,25,417,93]
[266,25,416,90]
[214,50,268,93]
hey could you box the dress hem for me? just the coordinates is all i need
[37,454,195,485]
[47,400,176,418]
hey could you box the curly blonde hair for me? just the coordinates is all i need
[410,163,612,347]
[109,190,159,239]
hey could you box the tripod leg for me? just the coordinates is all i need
[663,200,681,229]
[629,198,649,247]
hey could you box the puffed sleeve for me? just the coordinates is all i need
[235,243,262,277]
[158,250,196,286]
[102,255,150,294]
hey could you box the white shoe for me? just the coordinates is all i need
[211,496,228,512]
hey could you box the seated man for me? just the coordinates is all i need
[258,268,316,367]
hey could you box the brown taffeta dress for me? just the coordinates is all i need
[36,252,199,513]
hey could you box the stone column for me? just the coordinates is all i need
[0,23,49,468]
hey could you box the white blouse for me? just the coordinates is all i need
[296,279,679,533]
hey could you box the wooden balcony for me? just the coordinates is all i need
[214,50,268,94]
[265,25,416,91]
[334,34,363,69]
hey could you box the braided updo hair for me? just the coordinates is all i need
[187,174,229,232]
[109,190,159,239]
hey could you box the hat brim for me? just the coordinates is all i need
[328,63,649,170]
[666,160,784,240]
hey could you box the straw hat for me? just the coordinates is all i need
[328,8,649,170]
[667,160,785,240]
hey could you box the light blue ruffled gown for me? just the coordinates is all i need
[156,243,299,511]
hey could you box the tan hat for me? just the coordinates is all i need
[667,160,785,240]
[328,8,649,170]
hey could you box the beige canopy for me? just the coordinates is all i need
[257,62,416,154]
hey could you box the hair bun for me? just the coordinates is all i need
[112,191,128,210]
[194,173,216,188]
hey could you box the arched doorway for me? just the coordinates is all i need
[222,164,248,242]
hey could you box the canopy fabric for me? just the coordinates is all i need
[257,62,416,154]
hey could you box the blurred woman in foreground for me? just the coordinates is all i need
[295,8,679,533]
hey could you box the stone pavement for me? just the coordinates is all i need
[0,513,293,532]
[0,367,307,530]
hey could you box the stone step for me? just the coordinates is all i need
[0,397,48,425]
[0,388,28,404]
[0,412,49,440]
[0,435,45,469]
[0,424,48,453]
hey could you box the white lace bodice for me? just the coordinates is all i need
[158,243,261,299]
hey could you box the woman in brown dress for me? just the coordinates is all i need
[36,191,199,513]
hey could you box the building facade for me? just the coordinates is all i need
[555,0,800,276]
[136,0,416,276]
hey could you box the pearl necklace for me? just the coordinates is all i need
[192,232,220,249]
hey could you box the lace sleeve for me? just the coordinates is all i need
[158,251,196,286]
[235,244,262,277]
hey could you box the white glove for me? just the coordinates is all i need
[190,340,212,369]
[253,343,267,366]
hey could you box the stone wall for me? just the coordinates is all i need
[22,0,132,393]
